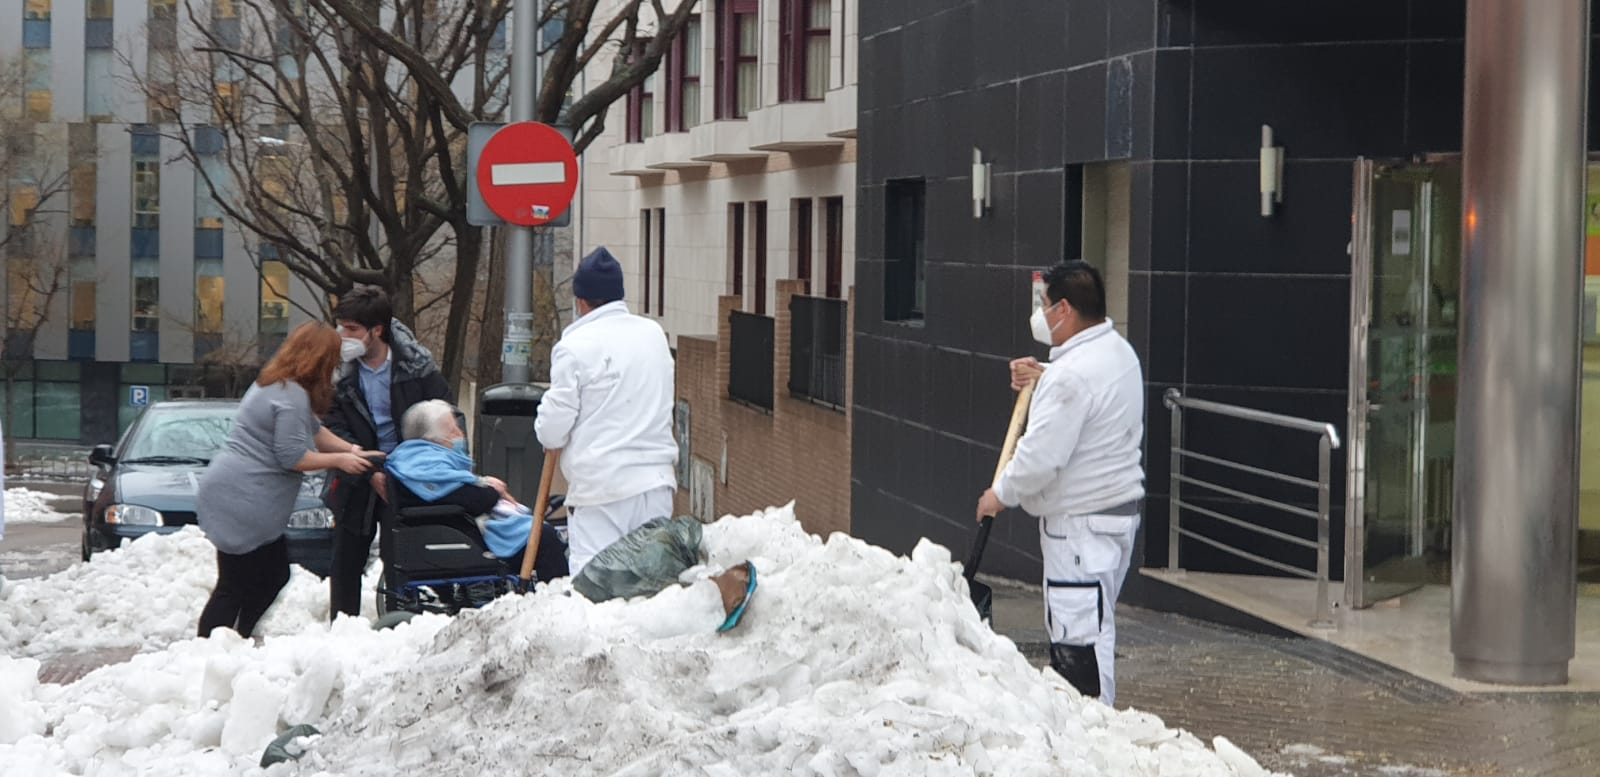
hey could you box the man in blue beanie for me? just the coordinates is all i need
[535,247,680,575]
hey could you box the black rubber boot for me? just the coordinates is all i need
[1049,642,1101,698]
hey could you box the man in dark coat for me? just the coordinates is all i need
[323,286,464,620]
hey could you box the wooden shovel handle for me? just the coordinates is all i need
[519,449,561,585]
[967,380,1037,580]
[992,380,1036,486]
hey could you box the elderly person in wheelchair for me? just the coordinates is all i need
[384,400,569,583]
[387,400,758,630]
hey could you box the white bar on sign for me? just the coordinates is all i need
[491,162,566,186]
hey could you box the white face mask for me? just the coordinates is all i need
[340,337,367,362]
[1030,303,1060,346]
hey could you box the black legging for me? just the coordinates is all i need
[198,535,291,638]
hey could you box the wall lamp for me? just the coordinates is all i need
[972,147,992,219]
[1260,124,1283,217]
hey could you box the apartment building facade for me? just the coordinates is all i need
[0,0,338,445]
[575,0,858,533]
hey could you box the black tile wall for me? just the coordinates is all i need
[1186,161,1355,276]
[1108,0,1157,57]
[1064,64,1109,163]
[1190,43,1410,160]
[1183,274,1352,391]
[855,0,1489,584]
[1190,0,1410,46]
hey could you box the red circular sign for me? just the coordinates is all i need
[475,122,580,227]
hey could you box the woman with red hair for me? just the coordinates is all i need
[197,322,378,638]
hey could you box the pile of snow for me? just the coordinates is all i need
[3,488,75,525]
[0,505,1279,777]
[0,526,372,657]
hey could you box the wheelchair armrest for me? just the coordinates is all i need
[396,504,470,521]
[546,493,565,511]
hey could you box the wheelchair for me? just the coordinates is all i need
[374,479,570,617]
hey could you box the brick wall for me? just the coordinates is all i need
[673,280,854,537]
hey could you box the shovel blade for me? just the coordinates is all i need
[970,579,993,624]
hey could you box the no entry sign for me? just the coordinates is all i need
[474,121,579,227]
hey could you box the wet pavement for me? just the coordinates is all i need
[989,580,1600,776]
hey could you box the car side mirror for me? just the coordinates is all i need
[89,444,116,468]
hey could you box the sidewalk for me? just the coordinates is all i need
[988,578,1600,776]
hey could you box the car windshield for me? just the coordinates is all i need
[120,405,237,464]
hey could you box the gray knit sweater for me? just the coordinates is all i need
[197,380,319,554]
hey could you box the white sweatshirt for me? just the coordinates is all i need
[534,302,679,506]
[994,320,1146,518]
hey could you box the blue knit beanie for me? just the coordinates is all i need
[573,246,625,303]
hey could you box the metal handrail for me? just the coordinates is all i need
[1163,388,1342,629]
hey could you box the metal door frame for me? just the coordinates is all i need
[1345,158,1376,610]
[1347,154,1463,609]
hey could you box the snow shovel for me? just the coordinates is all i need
[968,380,1035,624]
[518,449,561,593]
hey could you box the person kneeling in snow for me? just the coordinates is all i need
[384,400,568,582]
[572,516,757,632]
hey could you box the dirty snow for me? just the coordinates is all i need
[3,488,75,525]
[0,504,1280,777]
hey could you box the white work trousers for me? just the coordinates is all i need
[566,486,675,575]
[1040,510,1140,707]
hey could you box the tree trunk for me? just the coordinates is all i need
[476,227,507,386]
[441,220,482,391]
[531,262,556,382]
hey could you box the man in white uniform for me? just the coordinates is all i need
[976,260,1145,707]
[536,247,679,575]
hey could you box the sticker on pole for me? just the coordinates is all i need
[474,122,580,227]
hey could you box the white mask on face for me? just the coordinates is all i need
[1030,303,1059,346]
[340,337,367,362]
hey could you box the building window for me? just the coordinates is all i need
[84,49,116,118]
[667,17,702,132]
[640,209,652,313]
[149,0,175,18]
[212,0,238,18]
[132,258,160,332]
[793,198,813,293]
[655,207,666,316]
[10,185,39,228]
[730,203,745,303]
[715,0,759,119]
[625,40,655,143]
[195,258,224,336]
[780,0,830,102]
[23,49,50,120]
[752,201,768,315]
[69,255,94,331]
[133,159,160,229]
[87,0,112,18]
[196,154,225,229]
[69,124,97,226]
[824,196,843,299]
[260,258,290,336]
[884,180,925,322]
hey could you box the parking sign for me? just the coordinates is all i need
[129,386,149,407]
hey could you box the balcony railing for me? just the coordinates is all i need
[788,294,846,410]
[728,310,774,411]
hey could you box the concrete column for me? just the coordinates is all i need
[1453,0,1590,685]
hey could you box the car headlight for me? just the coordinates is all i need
[105,504,163,526]
[87,477,105,501]
[288,507,335,529]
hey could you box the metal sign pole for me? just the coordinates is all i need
[501,0,538,384]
